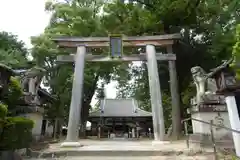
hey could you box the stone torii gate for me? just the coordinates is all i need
[52,34,181,147]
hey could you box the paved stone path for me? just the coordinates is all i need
[46,139,212,152]
[26,139,217,159]
[27,155,215,160]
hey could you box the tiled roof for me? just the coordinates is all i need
[89,98,152,117]
[38,88,57,102]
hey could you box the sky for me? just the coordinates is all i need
[0,0,118,105]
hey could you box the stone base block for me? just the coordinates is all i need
[61,141,81,148]
[188,133,234,149]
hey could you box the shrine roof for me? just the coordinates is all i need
[89,98,152,117]
[17,88,56,106]
[38,88,57,102]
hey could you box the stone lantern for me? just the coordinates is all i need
[0,63,14,96]
[210,59,240,95]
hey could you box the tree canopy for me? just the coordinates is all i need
[0,32,29,69]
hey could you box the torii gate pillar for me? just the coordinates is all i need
[146,45,165,141]
[61,46,86,147]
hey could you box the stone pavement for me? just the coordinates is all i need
[26,139,216,159]
[45,139,209,152]
[45,139,212,152]
[27,155,214,160]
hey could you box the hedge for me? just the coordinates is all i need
[0,117,34,150]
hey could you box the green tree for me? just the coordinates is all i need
[0,32,29,69]
[0,31,32,115]
[232,24,240,79]
[31,0,119,137]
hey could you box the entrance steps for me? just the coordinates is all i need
[25,140,236,159]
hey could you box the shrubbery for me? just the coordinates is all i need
[2,77,23,113]
[0,103,34,150]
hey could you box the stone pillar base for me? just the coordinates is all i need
[61,141,81,147]
[188,133,234,149]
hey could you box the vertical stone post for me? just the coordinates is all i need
[61,46,86,147]
[167,45,181,139]
[146,45,165,141]
[225,95,240,157]
[132,128,135,138]
[29,78,36,95]
[129,128,131,138]
[149,128,152,138]
[136,127,139,138]
[98,126,101,139]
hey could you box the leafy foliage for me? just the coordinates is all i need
[0,103,7,119]
[232,24,240,79]
[1,77,23,112]
[0,32,29,69]
[0,31,33,115]
[0,117,34,150]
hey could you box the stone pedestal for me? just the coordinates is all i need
[189,96,233,148]
[124,133,128,138]
[110,133,116,138]
[191,111,230,137]
[98,126,101,139]
[132,128,135,138]
[61,142,81,147]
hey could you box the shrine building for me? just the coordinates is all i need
[88,98,153,138]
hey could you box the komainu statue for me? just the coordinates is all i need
[191,66,223,104]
